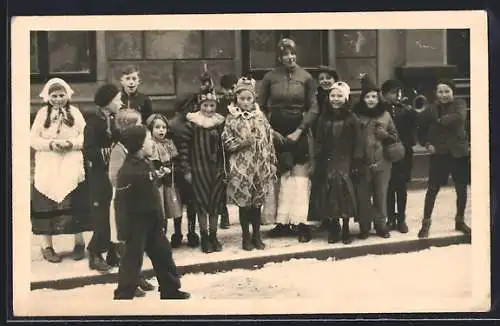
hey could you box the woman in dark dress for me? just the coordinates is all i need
[258,38,319,242]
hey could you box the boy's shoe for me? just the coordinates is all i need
[135,287,146,298]
[252,233,266,250]
[106,243,120,267]
[418,219,432,238]
[139,277,155,291]
[71,244,85,261]
[209,232,223,252]
[170,233,183,248]
[89,252,112,272]
[187,232,200,248]
[160,290,191,300]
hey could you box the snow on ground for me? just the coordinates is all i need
[27,245,476,314]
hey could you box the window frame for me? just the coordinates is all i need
[30,31,97,84]
[241,30,329,80]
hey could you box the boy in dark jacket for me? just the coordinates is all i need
[113,125,190,300]
[416,79,471,238]
[84,84,122,272]
[381,79,417,233]
[120,65,154,124]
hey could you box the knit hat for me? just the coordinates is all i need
[120,124,148,154]
[381,79,404,94]
[329,81,351,101]
[234,76,257,98]
[435,79,456,93]
[94,84,120,107]
[317,65,339,81]
[360,74,380,99]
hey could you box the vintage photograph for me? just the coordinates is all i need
[12,11,490,316]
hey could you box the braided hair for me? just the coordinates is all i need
[43,83,75,129]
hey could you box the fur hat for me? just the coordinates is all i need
[360,74,380,99]
[381,79,404,94]
[329,81,351,101]
[94,84,120,107]
[121,125,147,154]
[233,76,257,98]
[435,79,456,93]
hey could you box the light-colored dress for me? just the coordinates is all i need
[221,103,277,208]
[30,105,90,235]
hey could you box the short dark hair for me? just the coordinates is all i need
[122,65,140,76]
[220,74,238,89]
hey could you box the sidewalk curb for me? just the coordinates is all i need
[31,234,470,291]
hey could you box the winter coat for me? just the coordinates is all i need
[121,90,153,124]
[386,102,417,151]
[417,98,469,158]
[83,109,119,206]
[221,103,277,207]
[308,105,362,220]
[353,102,400,173]
[114,155,164,242]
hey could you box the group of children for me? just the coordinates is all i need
[31,60,472,300]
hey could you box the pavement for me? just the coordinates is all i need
[30,186,471,290]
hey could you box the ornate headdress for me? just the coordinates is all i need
[197,91,218,104]
[233,76,256,98]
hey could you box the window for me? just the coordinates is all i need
[241,30,329,79]
[335,30,378,90]
[30,31,97,83]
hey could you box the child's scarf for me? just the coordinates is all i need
[152,137,179,163]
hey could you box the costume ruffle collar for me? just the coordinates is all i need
[186,111,225,128]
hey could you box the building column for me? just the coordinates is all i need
[95,31,107,85]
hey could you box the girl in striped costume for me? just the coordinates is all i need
[180,91,227,253]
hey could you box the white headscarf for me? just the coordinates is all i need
[39,77,75,102]
[330,81,351,102]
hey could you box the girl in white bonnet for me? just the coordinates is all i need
[30,78,91,263]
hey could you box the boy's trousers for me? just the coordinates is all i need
[354,167,392,231]
[114,213,181,299]
[87,202,111,255]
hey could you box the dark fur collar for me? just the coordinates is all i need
[353,101,387,118]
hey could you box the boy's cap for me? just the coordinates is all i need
[435,78,456,92]
[94,84,120,107]
[121,124,148,154]
[381,79,404,94]
[122,65,140,75]
[317,65,339,81]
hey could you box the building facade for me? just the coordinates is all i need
[30,29,470,115]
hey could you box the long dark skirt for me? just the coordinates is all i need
[31,181,92,235]
[316,173,357,220]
